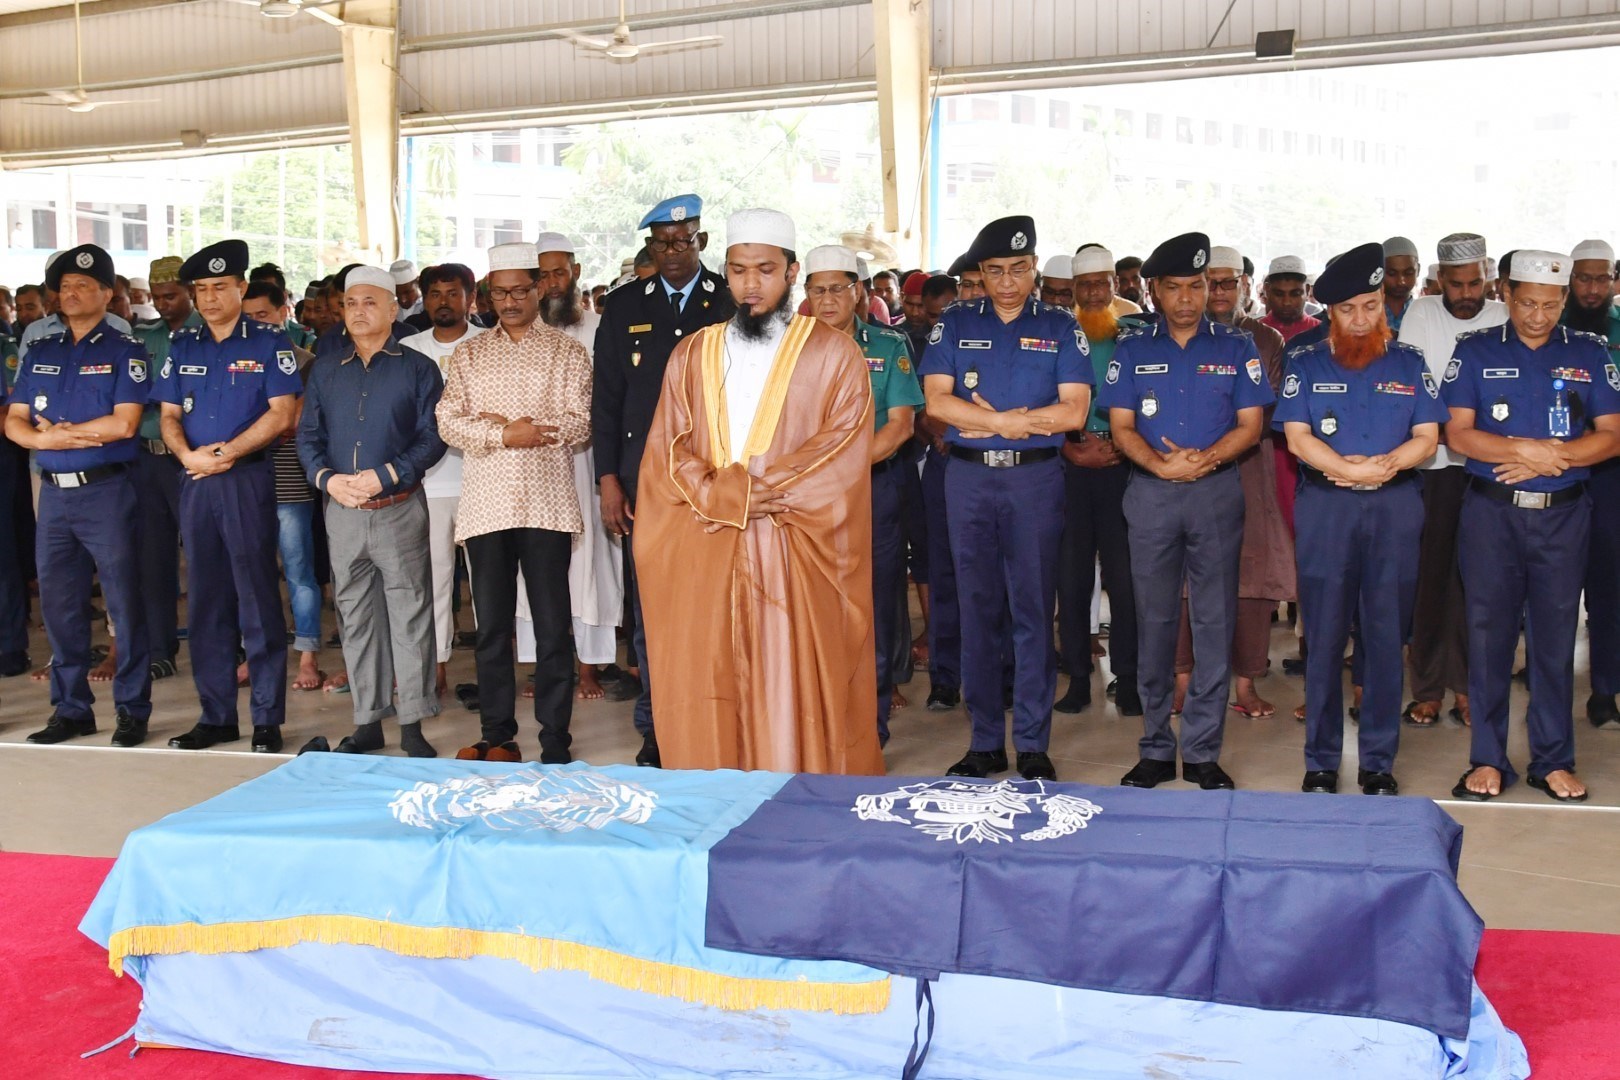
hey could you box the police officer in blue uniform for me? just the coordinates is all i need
[1099,232,1274,790]
[1274,243,1450,795]
[3,243,153,746]
[1444,249,1620,803]
[154,240,302,753]
[920,215,1092,781]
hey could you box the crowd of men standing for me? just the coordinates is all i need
[0,199,1616,804]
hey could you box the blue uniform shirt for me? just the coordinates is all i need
[153,314,302,446]
[916,297,1092,450]
[8,319,149,472]
[1273,340,1449,457]
[1442,323,1620,492]
[1097,315,1275,452]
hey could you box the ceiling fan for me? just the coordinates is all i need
[840,225,900,266]
[561,0,723,60]
[220,0,347,28]
[25,1,156,113]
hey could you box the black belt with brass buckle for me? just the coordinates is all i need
[1468,475,1585,510]
[1302,466,1418,492]
[41,462,131,489]
[948,446,1059,468]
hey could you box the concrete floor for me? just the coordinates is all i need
[2,608,1616,934]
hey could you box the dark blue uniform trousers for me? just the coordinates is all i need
[1585,461,1620,697]
[134,449,182,661]
[180,462,286,729]
[0,442,30,664]
[623,474,654,736]
[946,456,1063,752]
[1460,489,1589,785]
[37,474,151,721]
[1058,459,1137,686]
[921,447,959,692]
[872,461,904,742]
[1296,478,1423,773]
[1124,468,1244,764]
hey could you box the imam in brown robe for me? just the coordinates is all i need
[634,313,885,775]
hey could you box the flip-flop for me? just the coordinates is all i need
[1526,774,1588,803]
[1230,702,1275,718]
[1402,701,1440,727]
[1450,768,1498,801]
[148,658,179,680]
[1449,705,1471,728]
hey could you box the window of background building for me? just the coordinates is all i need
[119,205,148,251]
[1049,100,1070,129]
[972,98,1000,122]
[473,218,524,248]
[1081,105,1099,132]
[492,132,522,164]
[1283,130,1297,153]
[1175,116,1193,143]
[75,202,111,247]
[1307,134,1322,155]
[1204,120,1221,146]
[1010,95,1035,124]
[1233,124,1247,149]
[1258,128,1272,152]
[6,200,57,249]
[1114,109,1135,136]
[1330,136,1344,159]
[1146,113,1163,140]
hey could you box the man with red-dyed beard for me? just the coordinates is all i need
[1274,243,1449,797]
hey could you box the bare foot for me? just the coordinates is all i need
[1231,677,1274,717]
[1466,765,1503,798]
[322,670,350,693]
[522,679,536,700]
[1293,702,1306,721]
[891,687,908,709]
[436,662,448,699]
[1541,769,1587,800]
[1405,700,1441,726]
[30,663,51,682]
[89,643,118,682]
[1090,634,1106,658]
[1454,694,1471,728]
[910,633,930,665]
[1352,685,1363,711]
[292,653,323,691]
[1172,672,1189,714]
[577,664,605,701]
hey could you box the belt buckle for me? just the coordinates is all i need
[985,450,1016,468]
[1512,490,1549,510]
[56,472,82,489]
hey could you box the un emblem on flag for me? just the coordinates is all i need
[389,768,658,833]
[852,779,1101,844]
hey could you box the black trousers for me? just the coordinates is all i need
[1057,460,1137,685]
[465,527,573,750]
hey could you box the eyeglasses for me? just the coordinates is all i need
[488,286,535,301]
[983,263,1034,280]
[1208,278,1241,293]
[646,236,696,254]
[1511,297,1564,317]
[805,282,857,300]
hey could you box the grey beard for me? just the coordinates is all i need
[541,285,581,327]
[734,291,793,341]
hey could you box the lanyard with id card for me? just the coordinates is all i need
[1548,379,1571,439]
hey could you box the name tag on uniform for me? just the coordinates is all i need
[1196,364,1238,376]
[1019,337,1058,352]
[227,360,264,374]
[867,357,885,373]
[32,364,60,375]
[179,365,208,376]
[628,323,653,334]
[959,339,992,350]
[1374,381,1416,396]
[1134,364,1169,374]
[1550,367,1592,383]
[1312,382,1348,392]
[1483,368,1518,379]
[79,364,113,375]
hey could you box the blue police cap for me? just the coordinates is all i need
[46,243,117,291]
[179,239,251,283]
[1141,232,1211,279]
[639,194,703,230]
[1313,242,1386,307]
[965,216,1036,264]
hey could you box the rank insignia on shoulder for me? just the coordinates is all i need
[1075,329,1090,356]
[702,278,716,293]
[160,358,173,379]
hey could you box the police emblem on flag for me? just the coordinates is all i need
[1283,372,1300,399]
[277,350,297,375]
[129,358,147,383]
[852,779,1102,845]
[390,768,658,834]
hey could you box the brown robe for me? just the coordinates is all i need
[1234,315,1297,602]
[634,315,885,775]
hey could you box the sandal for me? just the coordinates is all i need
[148,657,179,680]
[1402,701,1440,727]
[1450,767,1498,802]
[1230,701,1275,718]
[1526,774,1588,803]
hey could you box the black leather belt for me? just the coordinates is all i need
[142,438,171,456]
[1302,466,1418,491]
[40,462,131,489]
[1468,475,1586,509]
[1132,460,1234,480]
[948,446,1059,468]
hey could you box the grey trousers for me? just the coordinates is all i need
[326,492,440,727]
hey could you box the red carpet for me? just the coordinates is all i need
[2,850,1615,1078]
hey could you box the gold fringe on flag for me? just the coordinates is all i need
[107,917,891,1015]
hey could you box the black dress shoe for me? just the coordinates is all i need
[540,744,573,766]
[27,711,97,744]
[1114,683,1144,717]
[1588,693,1620,730]
[946,749,1009,777]
[251,726,283,754]
[168,723,240,750]
[635,733,661,767]
[1120,758,1178,788]
[1358,770,1398,796]
[1017,751,1057,780]
[298,735,331,754]
[926,686,960,711]
[1301,770,1338,794]
[1281,656,1305,676]
[1183,762,1235,790]
[109,708,148,748]
[1105,677,1118,699]
[1053,682,1091,714]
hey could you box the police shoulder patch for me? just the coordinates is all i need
[1443,357,1462,383]
[1283,372,1300,398]
[1422,371,1439,398]
[160,357,173,380]
[277,350,297,375]
[927,322,944,345]
[128,357,147,383]
[1246,357,1263,385]
[898,355,912,374]
[1607,362,1620,392]
[1105,358,1121,385]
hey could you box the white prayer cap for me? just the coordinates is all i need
[1425,263,1440,283]
[1507,250,1570,287]
[128,276,150,290]
[1041,255,1073,280]
[535,231,576,256]
[1071,245,1114,275]
[488,242,539,273]
[856,255,873,282]
[1383,236,1419,260]
[1208,246,1245,272]
[726,208,796,253]
[388,258,417,285]
[345,266,396,295]
[45,250,65,273]
[1436,232,1487,265]
[1266,255,1307,278]
[1571,239,1615,264]
[803,244,859,277]
[1484,256,1498,281]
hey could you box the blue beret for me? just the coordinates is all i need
[47,244,116,291]
[639,194,703,229]
[1313,242,1386,306]
[180,239,250,283]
